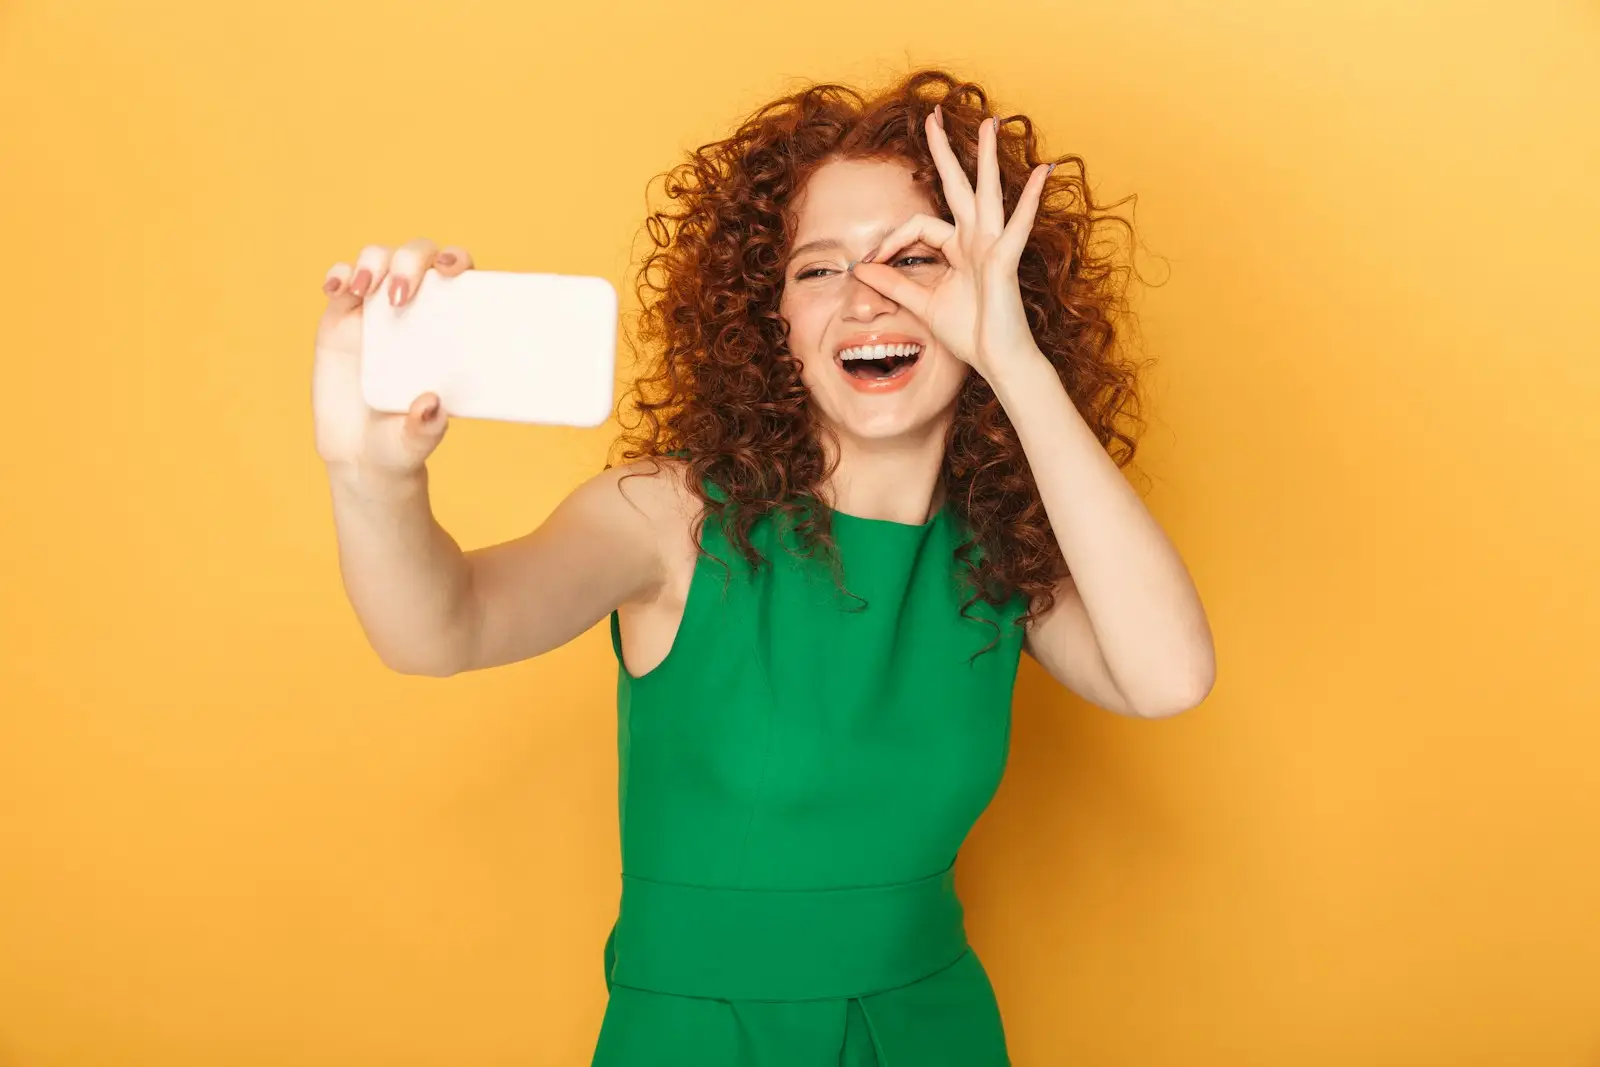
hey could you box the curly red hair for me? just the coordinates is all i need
[614,68,1147,630]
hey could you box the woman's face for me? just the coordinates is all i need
[778,157,968,445]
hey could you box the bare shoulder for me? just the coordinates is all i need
[580,455,702,533]
[591,460,703,642]
[564,456,702,601]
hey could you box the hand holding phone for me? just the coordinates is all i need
[311,243,618,479]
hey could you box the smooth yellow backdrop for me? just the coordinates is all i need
[3,1,1597,1064]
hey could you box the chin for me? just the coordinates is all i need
[825,401,948,443]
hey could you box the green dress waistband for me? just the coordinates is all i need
[606,866,970,1002]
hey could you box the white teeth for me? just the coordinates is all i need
[839,343,922,361]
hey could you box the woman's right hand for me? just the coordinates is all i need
[312,238,475,476]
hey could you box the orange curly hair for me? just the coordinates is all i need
[614,68,1147,629]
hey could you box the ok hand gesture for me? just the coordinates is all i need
[849,106,1055,381]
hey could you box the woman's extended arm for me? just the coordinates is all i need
[314,238,678,678]
[327,460,674,677]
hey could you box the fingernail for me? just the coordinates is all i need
[934,104,944,129]
[350,269,371,296]
[323,277,340,294]
[421,399,439,420]
[1047,162,1057,175]
[389,277,408,306]
[436,252,456,267]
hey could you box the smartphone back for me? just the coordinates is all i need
[361,268,618,427]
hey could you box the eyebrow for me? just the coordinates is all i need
[786,228,897,264]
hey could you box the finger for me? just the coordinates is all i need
[348,244,393,301]
[847,262,934,322]
[384,237,440,307]
[433,245,474,277]
[995,163,1053,267]
[863,213,958,267]
[975,116,1003,236]
[403,392,449,449]
[322,261,354,301]
[925,108,975,226]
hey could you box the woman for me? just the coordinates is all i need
[313,69,1214,1066]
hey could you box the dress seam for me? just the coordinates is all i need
[732,580,777,888]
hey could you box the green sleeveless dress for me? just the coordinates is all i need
[596,492,1027,1066]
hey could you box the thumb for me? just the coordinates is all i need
[849,262,931,320]
[403,392,449,452]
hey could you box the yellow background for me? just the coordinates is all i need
[3,1,1597,1063]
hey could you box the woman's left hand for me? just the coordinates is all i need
[849,107,1054,381]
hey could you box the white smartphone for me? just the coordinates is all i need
[360,267,618,427]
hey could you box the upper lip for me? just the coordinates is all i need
[834,332,927,359]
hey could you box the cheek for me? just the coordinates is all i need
[925,346,972,398]
[779,290,831,361]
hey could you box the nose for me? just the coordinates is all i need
[842,267,897,320]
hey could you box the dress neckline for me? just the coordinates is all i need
[825,499,949,532]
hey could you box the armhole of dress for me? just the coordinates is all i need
[612,477,733,682]
[608,609,625,663]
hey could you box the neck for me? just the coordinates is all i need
[821,423,949,525]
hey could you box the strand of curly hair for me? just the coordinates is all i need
[612,68,1149,641]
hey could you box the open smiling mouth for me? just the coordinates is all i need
[837,342,923,383]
